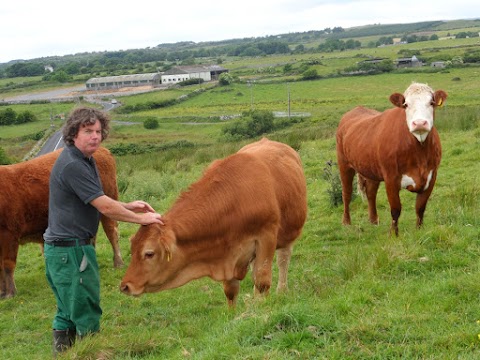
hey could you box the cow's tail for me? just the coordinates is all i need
[356,174,367,201]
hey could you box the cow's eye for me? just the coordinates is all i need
[144,251,155,260]
[403,102,408,109]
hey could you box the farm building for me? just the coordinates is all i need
[160,65,228,85]
[395,55,423,68]
[358,57,389,65]
[431,61,446,68]
[85,73,161,90]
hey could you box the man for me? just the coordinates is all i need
[43,107,163,355]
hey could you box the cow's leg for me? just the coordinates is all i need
[100,216,124,268]
[223,279,240,307]
[276,244,292,293]
[415,174,437,228]
[385,180,402,236]
[364,178,380,224]
[339,166,356,225]
[252,231,277,297]
[0,232,19,299]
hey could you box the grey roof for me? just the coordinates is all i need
[86,73,160,84]
[162,65,226,76]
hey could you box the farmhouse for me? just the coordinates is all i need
[160,65,228,85]
[85,73,161,90]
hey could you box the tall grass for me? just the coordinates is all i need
[2,121,480,359]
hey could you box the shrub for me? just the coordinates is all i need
[144,118,159,129]
[222,110,274,139]
[0,108,16,125]
[301,68,319,80]
[179,78,204,86]
[0,146,10,165]
[219,72,234,86]
[15,110,37,124]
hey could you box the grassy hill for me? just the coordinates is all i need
[1,19,480,359]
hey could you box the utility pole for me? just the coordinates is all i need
[248,80,254,110]
[287,83,291,120]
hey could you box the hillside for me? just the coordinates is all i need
[1,18,480,71]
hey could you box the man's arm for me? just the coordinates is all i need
[90,195,163,225]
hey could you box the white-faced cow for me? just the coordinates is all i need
[120,138,307,307]
[336,82,447,235]
[0,147,123,299]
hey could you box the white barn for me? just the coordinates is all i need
[160,65,228,85]
[161,66,211,84]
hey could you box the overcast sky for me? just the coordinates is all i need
[1,0,478,63]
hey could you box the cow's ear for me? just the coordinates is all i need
[433,90,448,107]
[390,93,406,108]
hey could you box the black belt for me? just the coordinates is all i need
[44,238,92,247]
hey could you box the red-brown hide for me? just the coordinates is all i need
[336,82,447,235]
[0,147,123,299]
[120,138,307,307]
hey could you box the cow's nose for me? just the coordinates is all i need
[120,282,131,294]
[412,120,429,130]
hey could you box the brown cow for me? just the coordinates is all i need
[336,82,447,235]
[0,147,123,299]
[120,138,307,306]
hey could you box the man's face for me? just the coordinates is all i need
[74,119,102,157]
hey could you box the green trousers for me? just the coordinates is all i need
[45,243,102,337]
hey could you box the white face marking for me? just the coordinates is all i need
[403,83,435,143]
[401,174,416,189]
[424,170,433,191]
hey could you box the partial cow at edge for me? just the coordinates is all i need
[0,147,123,299]
[336,82,447,235]
[120,138,307,307]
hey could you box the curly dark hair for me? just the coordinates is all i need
[63,107,110,146]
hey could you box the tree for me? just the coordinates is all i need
[294,44,305,53]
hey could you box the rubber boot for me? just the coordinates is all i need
[52,329,75,357]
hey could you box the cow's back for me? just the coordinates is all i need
[237,138,307,248]
[1,150,60,242]
[0,147,117,243]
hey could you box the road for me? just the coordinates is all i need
[4,84,154,156]
[36,100,120,155]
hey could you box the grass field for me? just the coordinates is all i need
[1,42,480,359]
[1,125,480,359]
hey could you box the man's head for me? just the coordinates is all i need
[63,107,110,157]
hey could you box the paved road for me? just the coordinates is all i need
[3,85,86,103]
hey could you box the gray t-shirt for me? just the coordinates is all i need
[43,145,105,242]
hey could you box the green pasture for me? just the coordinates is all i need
[1,122,480,359]
[114,67,480,123]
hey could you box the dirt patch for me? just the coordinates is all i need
[64,85,155,97]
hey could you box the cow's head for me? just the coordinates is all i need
[120,222,180,296]
[390,82,447,143]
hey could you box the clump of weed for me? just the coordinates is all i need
[323,160,343,207]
